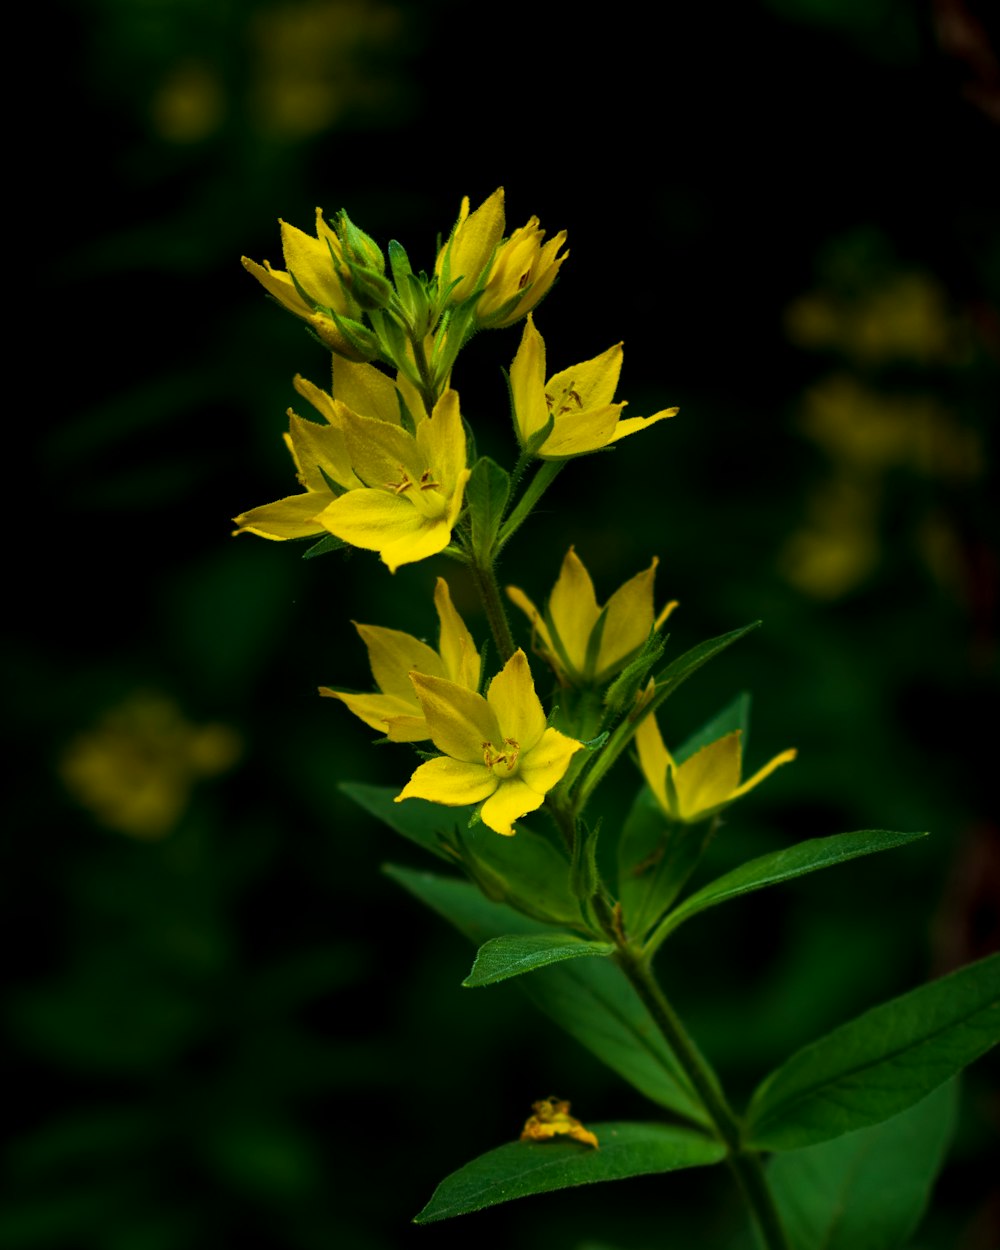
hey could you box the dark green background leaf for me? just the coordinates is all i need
[768,1081,958,1250]
[746,953,999,1150]
[414,1121,726,1223]
[463,933,614,987]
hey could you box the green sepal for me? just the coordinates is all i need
[329,309,380,359]
[302,533,346,560]
[522,409,556,459]
[462,933,614,987]
[342,259,394,311]
[582,603,609,682]
[366,307,410,373]
[465,456,511,558]
[570,816,601,904]
[745,950,1000,1151]
[316,464,348,498]
[768,1081,958,1250]
[413,1122,726,1223]
[395,388,417,437]
[336,208,385,273]
[651,828,928,947]
[387,237,411,289]
[602,629,667,716]
[384,866,709,1125]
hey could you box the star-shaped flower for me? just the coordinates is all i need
[395,650,583,836]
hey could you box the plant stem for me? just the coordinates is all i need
[615,948,791,1250]
[470,555,516,662]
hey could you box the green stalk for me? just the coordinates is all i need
[470,555,516,663]
[615,948,791,1250]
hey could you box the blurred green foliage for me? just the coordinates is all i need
[7,0,998,1247]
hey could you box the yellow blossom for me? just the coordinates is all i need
[507,547,677,686]
[435,188,506,304]
[636,715,796,825]
[520,1098,598,1149]
[476,216,568,328]
[319,579,480,741]
[242,208,363,357]
[232,373,366,540]
[395,650,583,836]
[510,315,677,458]
[316,388,470,571]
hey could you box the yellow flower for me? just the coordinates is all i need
[477,218,567,328]
[316,388,471,571]
[520,1098,598,1149]
[232,373,366,540]
[319,578,480,741]
[510,314,678,458]
[435,188,506,304]
[395,650,583,836]
[507,547,678,686]
[242,208,363,357]
[635,715,796,825]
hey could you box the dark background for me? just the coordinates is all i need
[7,1,999,1247]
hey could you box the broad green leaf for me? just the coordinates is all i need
[654,829,928,944]
[466,455,510,555]
[650,622,760,707]
[674,692,751,765]
[344,786,580,925]
[617,786,702,941]
[769,1081,957,1250]
[414,1121,726,1223]
[746,952,1000,1150]
[463,934,614,987]
[342,783,459,863]
[385,866,709,1126]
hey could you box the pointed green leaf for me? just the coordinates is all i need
[463,934,614,987]
[768,1081,958,1250]
[341,783,460,863]
[746,952,1000,1150]
[459,819,581,928]
[384,866,709,1127]
[413,1122,726,1223]
[649,622,760,711]
[654,829,929,945]
[466,456,510,556]
[302,533,346,559]
[674,692,751,765]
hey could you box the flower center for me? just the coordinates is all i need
[482,737,520,779]
[545,381,584,418]
[384,465,448,519]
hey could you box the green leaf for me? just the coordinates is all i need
[342,783,459,863]
[768,1081,958,1250]
[745,952,1000,1150]
[385,866,709,1126]
[413,1122,726,1223]
[466,456,510,555]
[459,820,581,928]
[302,533,346,559]
[653,829,929,945]
[463,934,614,987]
[650,622,760,709]
[617,786,702,942]
[674,692,751,765]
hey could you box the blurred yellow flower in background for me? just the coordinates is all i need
[59,693,241,840]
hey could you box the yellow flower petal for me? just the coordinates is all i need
[549,548,601,676]
[546,342,623,412]
[543,403,625,458]
[731,748,798,801]
[318,689,424,740]
[635,713,674,816]
[286,408,360,492]
[232,491,326,539]
[355,624,444,702]
[241,257,312,318]
[597,558,659,679]
[416,390,466,498]
[609,407,679,444]
[341,408,423,489]
[486,650,547,752]
[396,756,497,806]
[480,777,547,836]
[518,727,583,794]
[521,1098,599,1149]
[509,315,549,445]
[279,210,347,311]
[435,579,480,691]
[380,519,455,571]
[674,733,743,821]
[409,673,501,763]
[437,188,505,302]
[331,357,402,425]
